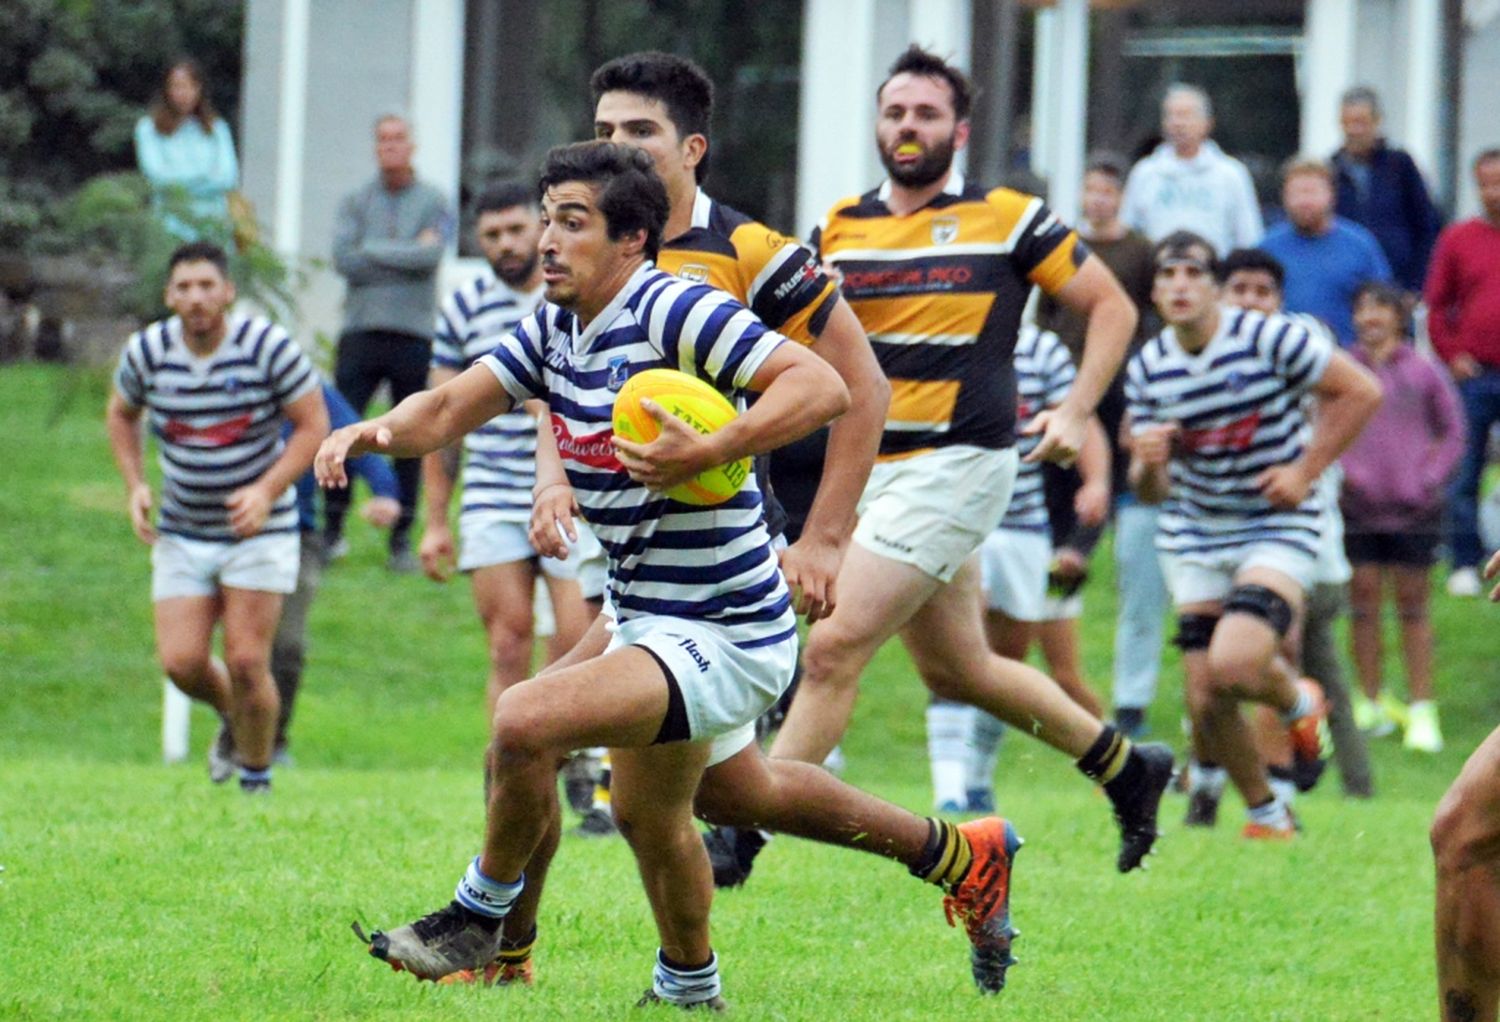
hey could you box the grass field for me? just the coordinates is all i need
[4,361,1497,1020]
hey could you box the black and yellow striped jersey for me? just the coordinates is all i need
[658,190,838,346]
[814,172,1088,460]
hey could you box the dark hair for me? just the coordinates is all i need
[590,51,714,183]
[1352,279,1411,335]
[1220,248,1285,290]
[150,58,218,135]
[474,182,537,217]
[1475,148,1500,172]
[168,240,231,278]
[1084,150,1128,184]
[878,44,973,120]
[538,141,670,261]
[1153,230,1219,275]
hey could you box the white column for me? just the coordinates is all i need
[1049,0,1089,223]
[272,0,309,256]
[410,0,466,217]
[908,0,971,174]
[1299,0,1357,158]
[797,0,881,238]
[1030,6,1058,182]
[1403,0,1442,180]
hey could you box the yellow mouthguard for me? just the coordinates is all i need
[896,143,922,155]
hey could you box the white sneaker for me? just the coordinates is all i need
[1405,700,1445,753]
[1447,567,1482,598]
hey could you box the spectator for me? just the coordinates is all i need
[1331,85,1443,295]
[1426,148,1500,597]
[134,59,239,241]
[1262,157,1393,346]
[1341,282,1465,752]
[324,113,454,572]
[1039,152,1162,739]
[1121,84,1263,254]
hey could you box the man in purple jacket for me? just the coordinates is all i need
[1340,281,1466,752]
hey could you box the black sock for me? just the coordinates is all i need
[909,818,973,887]
[1078,725,1142,795]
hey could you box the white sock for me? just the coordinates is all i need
[1282,686,1315,724]
[965,710,1007,792]
[1187,760,1227,797]
[455,857,523,919]
[1268,776,1298,807]
[1246,797,1292,829]
[926,702,971,807]
[653,949,721,1005]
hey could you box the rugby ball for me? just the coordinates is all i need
[612,368,751,505]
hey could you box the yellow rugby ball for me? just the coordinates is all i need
[612,368,751,506]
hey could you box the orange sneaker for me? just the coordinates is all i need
[1241,820,1297,841]
[436,955,534,987]
[942,817,1023,995]
[1287,679,1331,791]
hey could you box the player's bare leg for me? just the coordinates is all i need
[155,594,231,712]
[1433,725,1500,1022]
[1035,618,1104,718]
[472,560,542,720]
[220,587,284,776]
[540,574,593,665]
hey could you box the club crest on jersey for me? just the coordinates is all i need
[678,263,710,284]
[931,215,960,245]
[606,356,631,392]
[1224,370,1248,393]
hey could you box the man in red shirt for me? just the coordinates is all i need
[1425,149,1500,596]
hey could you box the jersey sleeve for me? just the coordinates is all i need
[432,288,469,370]
[114,333,148,408]
[479,310,548,403]
[1265,315,1333,397]
[1037,329,1076,408]
[262,325,319,406]
[993,192,1090,296]
[1124,352,1157,433]
[732,225,838,345]
[650,282,786,393]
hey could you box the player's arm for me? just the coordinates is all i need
[1257,350,1382,509]
[417,365,463,580]
[788,297,888,619]
[1029,256,1137,466]
[614,342,849,491]
[316,364,513,490]
[1125,411,1175,506]
[104,390,156,545]
[228,386,331,538]
[530,403,582,561]
[1074,414,1112,528]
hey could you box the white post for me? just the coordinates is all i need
[1030,6,1058,182]
[272,0,309,256]
[162,679,191,764]
[409,0,467,217]
[797,0,881,238]
[1404,0,1442,181]
[1049,0,1090,224]
[1299,0,1357,158]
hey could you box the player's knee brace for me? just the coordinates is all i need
[1174,612,1221,651]
[1223,584,1294,637]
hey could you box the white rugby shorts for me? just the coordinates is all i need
[1160,541,1317,607]
[459,512,581,579]
[152,531,300,601]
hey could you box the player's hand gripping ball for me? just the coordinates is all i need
[612,368,751,505]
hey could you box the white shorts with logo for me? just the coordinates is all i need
[606,614,798,767]
[152,531,300,601]
[1160,541,1318,607]
[978,528,1082,622]
[459,512,581,580]
[855,445,1019,583]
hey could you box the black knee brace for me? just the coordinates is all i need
[1223,584,1294,637]
[1174,612,1221,651]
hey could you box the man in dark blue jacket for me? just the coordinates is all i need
[1331,86,1443,294]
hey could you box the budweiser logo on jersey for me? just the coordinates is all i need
[552,414,623,470]
[1179,411,1261,453]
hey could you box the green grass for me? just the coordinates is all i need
[3,362,1496,1020]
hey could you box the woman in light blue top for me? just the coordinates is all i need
[134,59,239,240]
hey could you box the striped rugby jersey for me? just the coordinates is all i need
[814,171,1087,460]
[1125,306,1334,558]
[479,263,795,645]
[999,325,1075,533]
[433,274,546,523]
[114,312,319,542]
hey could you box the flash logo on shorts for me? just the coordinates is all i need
[677,637,712,673]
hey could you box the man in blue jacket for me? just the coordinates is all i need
[1331,86,1443,295]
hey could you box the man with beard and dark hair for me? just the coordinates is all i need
[760,43,1175,884]
[418,184,595,739]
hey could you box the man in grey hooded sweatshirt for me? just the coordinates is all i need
[1122,84,1263,255]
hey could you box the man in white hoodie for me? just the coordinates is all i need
[1122,84,1263,254]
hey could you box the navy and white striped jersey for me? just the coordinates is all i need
[433,274,545,523]
[114,313,319,542]
[479,264,795,646]
[999,325,1074,532]
[1125,307,1333,557]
